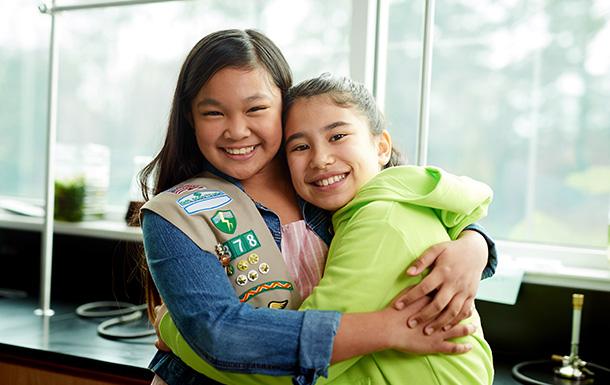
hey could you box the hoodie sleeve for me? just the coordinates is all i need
[351,166,493,241]
[422,167,493,240]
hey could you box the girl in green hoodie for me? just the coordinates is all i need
[281,73,494,385]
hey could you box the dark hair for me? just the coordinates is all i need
[283,73,404,168]
[138,29,292,320]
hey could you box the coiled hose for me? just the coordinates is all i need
[76,301,155,340]
[512,359,610,385]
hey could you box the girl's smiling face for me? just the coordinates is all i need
[189,67,283,181]
[284,95,391,211]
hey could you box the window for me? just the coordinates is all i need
[1,0,351,209]
[0,2,50,197]
[384,0,610,252]
[2,0,608,267]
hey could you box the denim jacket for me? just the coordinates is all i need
[144,165,498,385]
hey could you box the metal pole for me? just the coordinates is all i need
[373,0,389,111]
[416,0,435,166]
[350,0,377,91]
[35,2,59,317]
[38,0,187,14]
[570,294,584,360]
[34,0,190,317]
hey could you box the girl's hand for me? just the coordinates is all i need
[384,295,477,355]
[395,230,488,335]
[332,293,477,364]
[153,304,172,352]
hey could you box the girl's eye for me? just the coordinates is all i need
[330,133,347,142]
[203,111,222,117]
[292,144,309,152]
[248,106,267,113]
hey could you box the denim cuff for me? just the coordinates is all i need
[293,309,342,385]
[149,350,223,385]
[464,222,498,279]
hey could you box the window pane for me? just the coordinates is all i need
[386,0,610,249]
[384,0,425,162]
[0,1,50,199]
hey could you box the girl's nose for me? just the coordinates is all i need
[224,117,250,140]
[310,147,334,169]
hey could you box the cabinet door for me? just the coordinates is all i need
[0,355,151,385]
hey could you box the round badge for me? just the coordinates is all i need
[248,253,259,264]
[226,265,235,276]
[237,260,249,271]
[248,270,259,282]
[259,263,270,274]
[235,274,248,286]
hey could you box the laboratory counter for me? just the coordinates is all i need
[0,297,530,385]
[0,297,156,384]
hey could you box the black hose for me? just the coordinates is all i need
[76,301,155,340]
[512,359,610,385]
[511,360,554,385]
[76,301,142,317]
[588,362,610,374]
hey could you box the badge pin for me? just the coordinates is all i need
[248,270,259,282]
[237,260,249,271]
[236,274,248,286]
[248,253,259,264]
[226,265,235,276]
[215,243,230,267]
[259,263,270,274]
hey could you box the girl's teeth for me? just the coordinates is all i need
[316,174,345,187]
[225,146,255,155]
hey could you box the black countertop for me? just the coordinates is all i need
[0,297,156,380]
[0,297,535,384]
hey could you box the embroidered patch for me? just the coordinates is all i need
[222,230,260,259]
[212,210,237,234]
[239,281,294,303]
[268,300,289,309]
[177,190,232,214]
[165,184,206,195]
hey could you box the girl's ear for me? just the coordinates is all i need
[376,130,392,166]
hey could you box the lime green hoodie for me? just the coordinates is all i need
[159,166,494,384]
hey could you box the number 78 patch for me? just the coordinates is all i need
[222,230,261,260]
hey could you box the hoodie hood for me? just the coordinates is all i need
[332,166,493,239]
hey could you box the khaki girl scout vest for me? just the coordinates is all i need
[142,172,302,310]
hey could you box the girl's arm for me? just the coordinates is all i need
[154,286,476,385]
[397,225,495,334]
[353,166,496,339]
[143,210,339,379]
[298,204,478,381]
[329,296,476,364]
